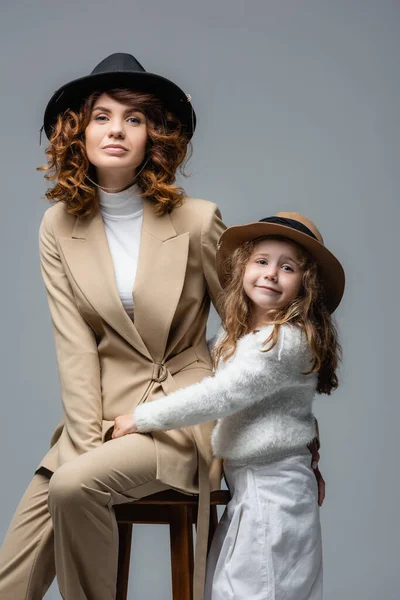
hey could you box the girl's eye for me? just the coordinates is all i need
[256,259,268,265]
[127,116,141,125]
[94,115,108,121]
[281,264,294,272]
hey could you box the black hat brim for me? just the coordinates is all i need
[43,71,196,140]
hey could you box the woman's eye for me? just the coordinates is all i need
[94,115,108,121]
[127,116,141,125]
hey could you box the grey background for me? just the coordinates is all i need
[1,1,399,598]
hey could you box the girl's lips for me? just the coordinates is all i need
[257,286,281,293]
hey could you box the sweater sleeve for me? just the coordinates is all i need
[135,326,304,432]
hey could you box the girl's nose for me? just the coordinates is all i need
[264,269,278,281]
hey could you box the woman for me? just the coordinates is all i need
[0,53,322,600]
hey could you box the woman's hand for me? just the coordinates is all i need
[112,414,138,439]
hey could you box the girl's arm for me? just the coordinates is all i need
[135,326,304,432]
[39,210,103,455]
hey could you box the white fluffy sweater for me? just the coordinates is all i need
[135,325,318,463]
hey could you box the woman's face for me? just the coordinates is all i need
[85,93,148,183]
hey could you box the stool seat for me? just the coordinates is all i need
[114,489,230,600]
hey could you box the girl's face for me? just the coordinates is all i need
[243,238,304,322]
[85,93,148,182]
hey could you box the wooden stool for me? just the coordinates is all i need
[114,489,230,600]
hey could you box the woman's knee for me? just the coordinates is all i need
[47,462,86,513]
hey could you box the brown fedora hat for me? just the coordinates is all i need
[216,212,345,313]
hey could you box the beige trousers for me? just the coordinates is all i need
[0,433,168,600]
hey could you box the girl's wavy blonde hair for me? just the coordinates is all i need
[213,235,341,395]
[38,88,192,216]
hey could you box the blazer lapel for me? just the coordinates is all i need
[133,200,189,362]
[58,209,151,360]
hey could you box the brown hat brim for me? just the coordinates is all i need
[216,222,345,313]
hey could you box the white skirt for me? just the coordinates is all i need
[205,451,323,600]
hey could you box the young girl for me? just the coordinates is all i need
[113,211,345,600]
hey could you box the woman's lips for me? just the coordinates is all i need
[102,146,128,154]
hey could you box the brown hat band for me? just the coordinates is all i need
[259,216,319,241]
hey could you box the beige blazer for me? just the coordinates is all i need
[38,196,225,495]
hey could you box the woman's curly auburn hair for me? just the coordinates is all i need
[37,88,192,216]
[213,235,342,395]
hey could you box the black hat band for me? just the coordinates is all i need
[259,217,318,241]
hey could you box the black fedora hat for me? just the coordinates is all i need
[43,53,196,140]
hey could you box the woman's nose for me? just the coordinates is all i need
[108,120,126,138]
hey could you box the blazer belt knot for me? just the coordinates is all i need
[152,362,168,383]
[150,346,200,392]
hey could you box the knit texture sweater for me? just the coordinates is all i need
[135,324,318,462]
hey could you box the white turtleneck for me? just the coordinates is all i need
[98,184,144,320]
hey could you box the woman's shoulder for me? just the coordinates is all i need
[183,196,218,209]
[40,202,76,237]
[174,196,223,222]
[170,197,223,236]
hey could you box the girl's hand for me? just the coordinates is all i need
[112,414,138,439]
[308,437,326,507]
[313,465,326,508]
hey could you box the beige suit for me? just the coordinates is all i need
[0,196,225,600]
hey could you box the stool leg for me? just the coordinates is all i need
[208,506,219,553]
[169,506,194,600]
[116,522,133,600]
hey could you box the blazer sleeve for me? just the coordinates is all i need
[135,326,304,432]
[39,210,103,455]
[201,203,226,312]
